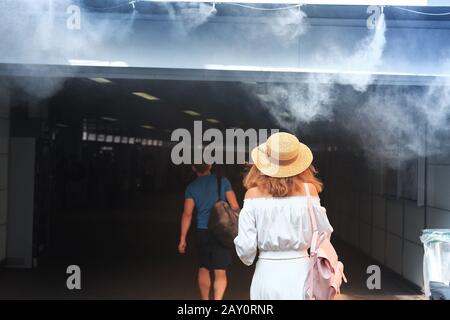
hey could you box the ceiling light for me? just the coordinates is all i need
[101,117,118,121]
[69,59,128,67]
[132,92,160,101]
[206,118,220,124]
[183,110,201,116]
[56,123,69,128]
[141,125,155,130]
[89,78,112,84]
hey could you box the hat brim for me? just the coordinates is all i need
[251,142,313,178]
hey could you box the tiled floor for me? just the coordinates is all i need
[0,196,424,300]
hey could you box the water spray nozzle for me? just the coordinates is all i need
[211,3,217,15]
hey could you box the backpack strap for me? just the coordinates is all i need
[216,174,223,202]
[304,182,319,300]
[304,183,318,254]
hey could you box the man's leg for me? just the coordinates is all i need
[213,269,227,300]
[198,267,211,300]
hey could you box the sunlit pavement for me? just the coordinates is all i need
[0,194,423,300]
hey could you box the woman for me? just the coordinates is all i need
[234,132,333,300]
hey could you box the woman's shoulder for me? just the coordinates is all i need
[244,187,271,199]
[298,182,319,197]
[245,183,319,198]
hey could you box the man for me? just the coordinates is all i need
[178,164,239,300]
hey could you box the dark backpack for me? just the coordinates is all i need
[208,175,240,248]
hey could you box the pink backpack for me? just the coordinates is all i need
[304,183,347,300]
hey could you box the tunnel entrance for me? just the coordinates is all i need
[1,72,434,299]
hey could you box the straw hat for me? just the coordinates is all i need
[251,132,313,178]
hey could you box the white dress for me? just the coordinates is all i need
[234,196,333,300]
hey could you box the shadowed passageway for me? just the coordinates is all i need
[0,194,422,300]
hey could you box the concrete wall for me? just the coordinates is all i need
[0,85,10,263]
[325,135,450,289]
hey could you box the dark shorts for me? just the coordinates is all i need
[196,229,232,270]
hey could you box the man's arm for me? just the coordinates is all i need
[226,191,240,210]
[178,198,195,254]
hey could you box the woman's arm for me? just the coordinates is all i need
[178,198,195,254]
[305,183,333,236]
[234,201,257,266]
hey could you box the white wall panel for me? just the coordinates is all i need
[360,195,372,224]
[0,119,9,154]
[373,196,386,229]
[428,152,450,165]
[350,219,359,248]
[341,217,352,244]
[0,87,10,119]
[387,199,403,237]
[427,165,450,211]
[0,86,9,265]
[0,155,7,190]
[0,225,5,262]
[372,227,385,264]
[403,241,424,288]
[427,207,450,229]
[404,201,425,245]
[359,222,371,256]
[0,190,6,226]
[386,234,402,275]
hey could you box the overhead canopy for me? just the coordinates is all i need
[134,0,450,6]
[1,63,449,86]
[1,1,450,84]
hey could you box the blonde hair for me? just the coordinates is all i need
[243,164,323,197]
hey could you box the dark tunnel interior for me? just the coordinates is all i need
[0,75,425,299]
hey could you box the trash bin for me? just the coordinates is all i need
[420,229,450,300]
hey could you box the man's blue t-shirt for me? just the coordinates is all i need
[185,174,232,229]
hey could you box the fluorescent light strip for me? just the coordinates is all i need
[132,92,160,101]
[183,110,201,116]
[101,117,118,122]
[206,118,220,124]
[89,78,112,84]
[141,125,155,129]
